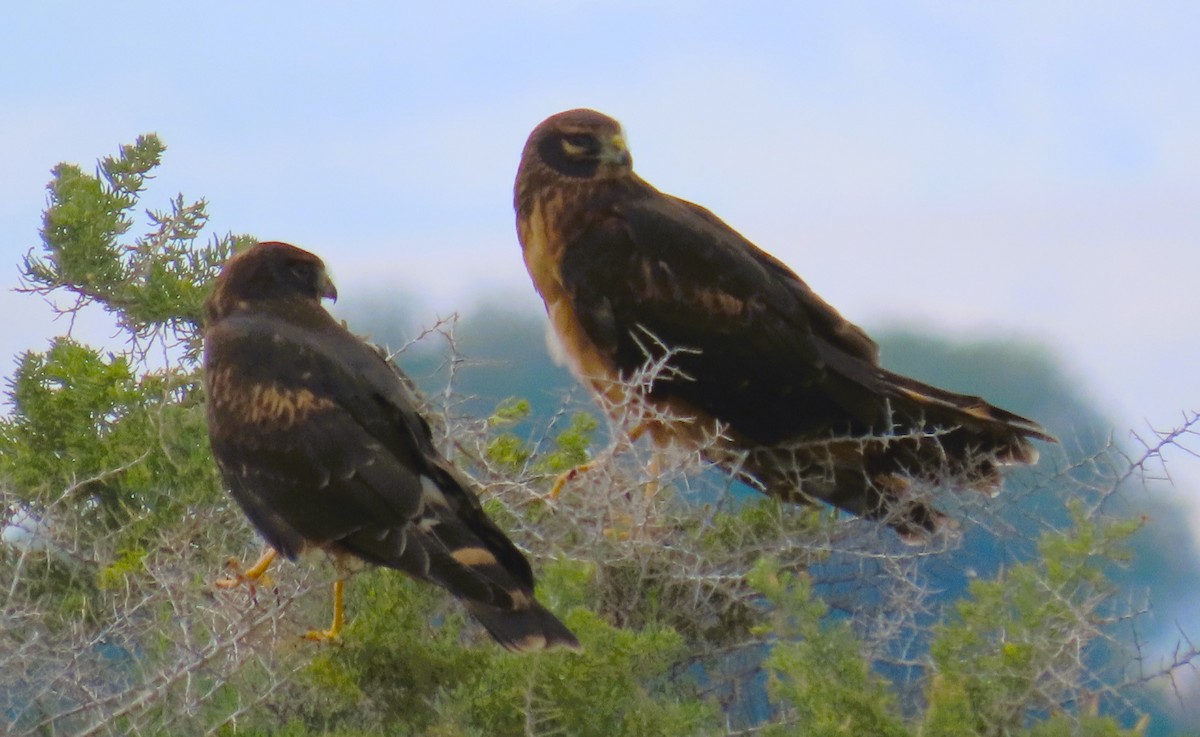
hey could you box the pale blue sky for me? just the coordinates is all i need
[2,2,1198,504]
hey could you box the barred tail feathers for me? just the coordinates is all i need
[338,466,580,652]
[406,466,581,652]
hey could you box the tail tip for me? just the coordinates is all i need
[467,601,582,653]
[503,629,583,653]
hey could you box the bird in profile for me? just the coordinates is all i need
[203,241,578,650]
[514,108,1054,540]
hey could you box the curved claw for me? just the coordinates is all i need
[214,549,277,592]
[549,422,652,500]
[303,627,342,643]
[549,461,595,499]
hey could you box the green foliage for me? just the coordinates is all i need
[22,133,246,359]
[236,562,716,737]
[97,546,149,591]
[2,338,139,497]
[924,502,1143,737]
[1,134,1184,737]
[485,432,532,472]
[1022,714,1149,737]
[485,398,534,470]
[541,411,598,473]
[749,558,909,737]
[31,138,163,298]
[488,397,532,425]
[1,138,243,630]
[0,338,222,593]
[484,397,598,477]
[4,135,245,524]
[700,497,824,558]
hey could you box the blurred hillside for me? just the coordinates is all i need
[352,300,1200,733]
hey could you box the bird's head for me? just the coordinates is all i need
[519,108,632,184]
[205,241,338,323]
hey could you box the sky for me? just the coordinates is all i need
[2,3,1197,508]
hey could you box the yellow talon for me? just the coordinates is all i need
[303,627,342,643]
[304,577,345,643]
[549,422,651,500]
[549,461,595,499]
[215,548,277,591]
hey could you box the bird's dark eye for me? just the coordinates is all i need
[289,261,315,284]
[560,133,599,158]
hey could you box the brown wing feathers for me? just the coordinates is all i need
[204,107,1050,656]
[204,242,577,651]
[514,109,1054,539]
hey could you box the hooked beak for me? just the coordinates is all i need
[322,273,339,303]
[599,133,632,167]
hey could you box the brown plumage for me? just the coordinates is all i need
[514,109,1054,540]
[203,241,578,651]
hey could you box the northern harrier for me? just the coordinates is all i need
[514,109,1053,539]
[204,241,578,650]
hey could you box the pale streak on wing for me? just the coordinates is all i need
[208,363,337,429]
[451,547,500,567]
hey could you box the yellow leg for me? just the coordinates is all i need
[215,547,277,591]
[305,570,346,642]
[549,461,595,499]
[550,422,650,499]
